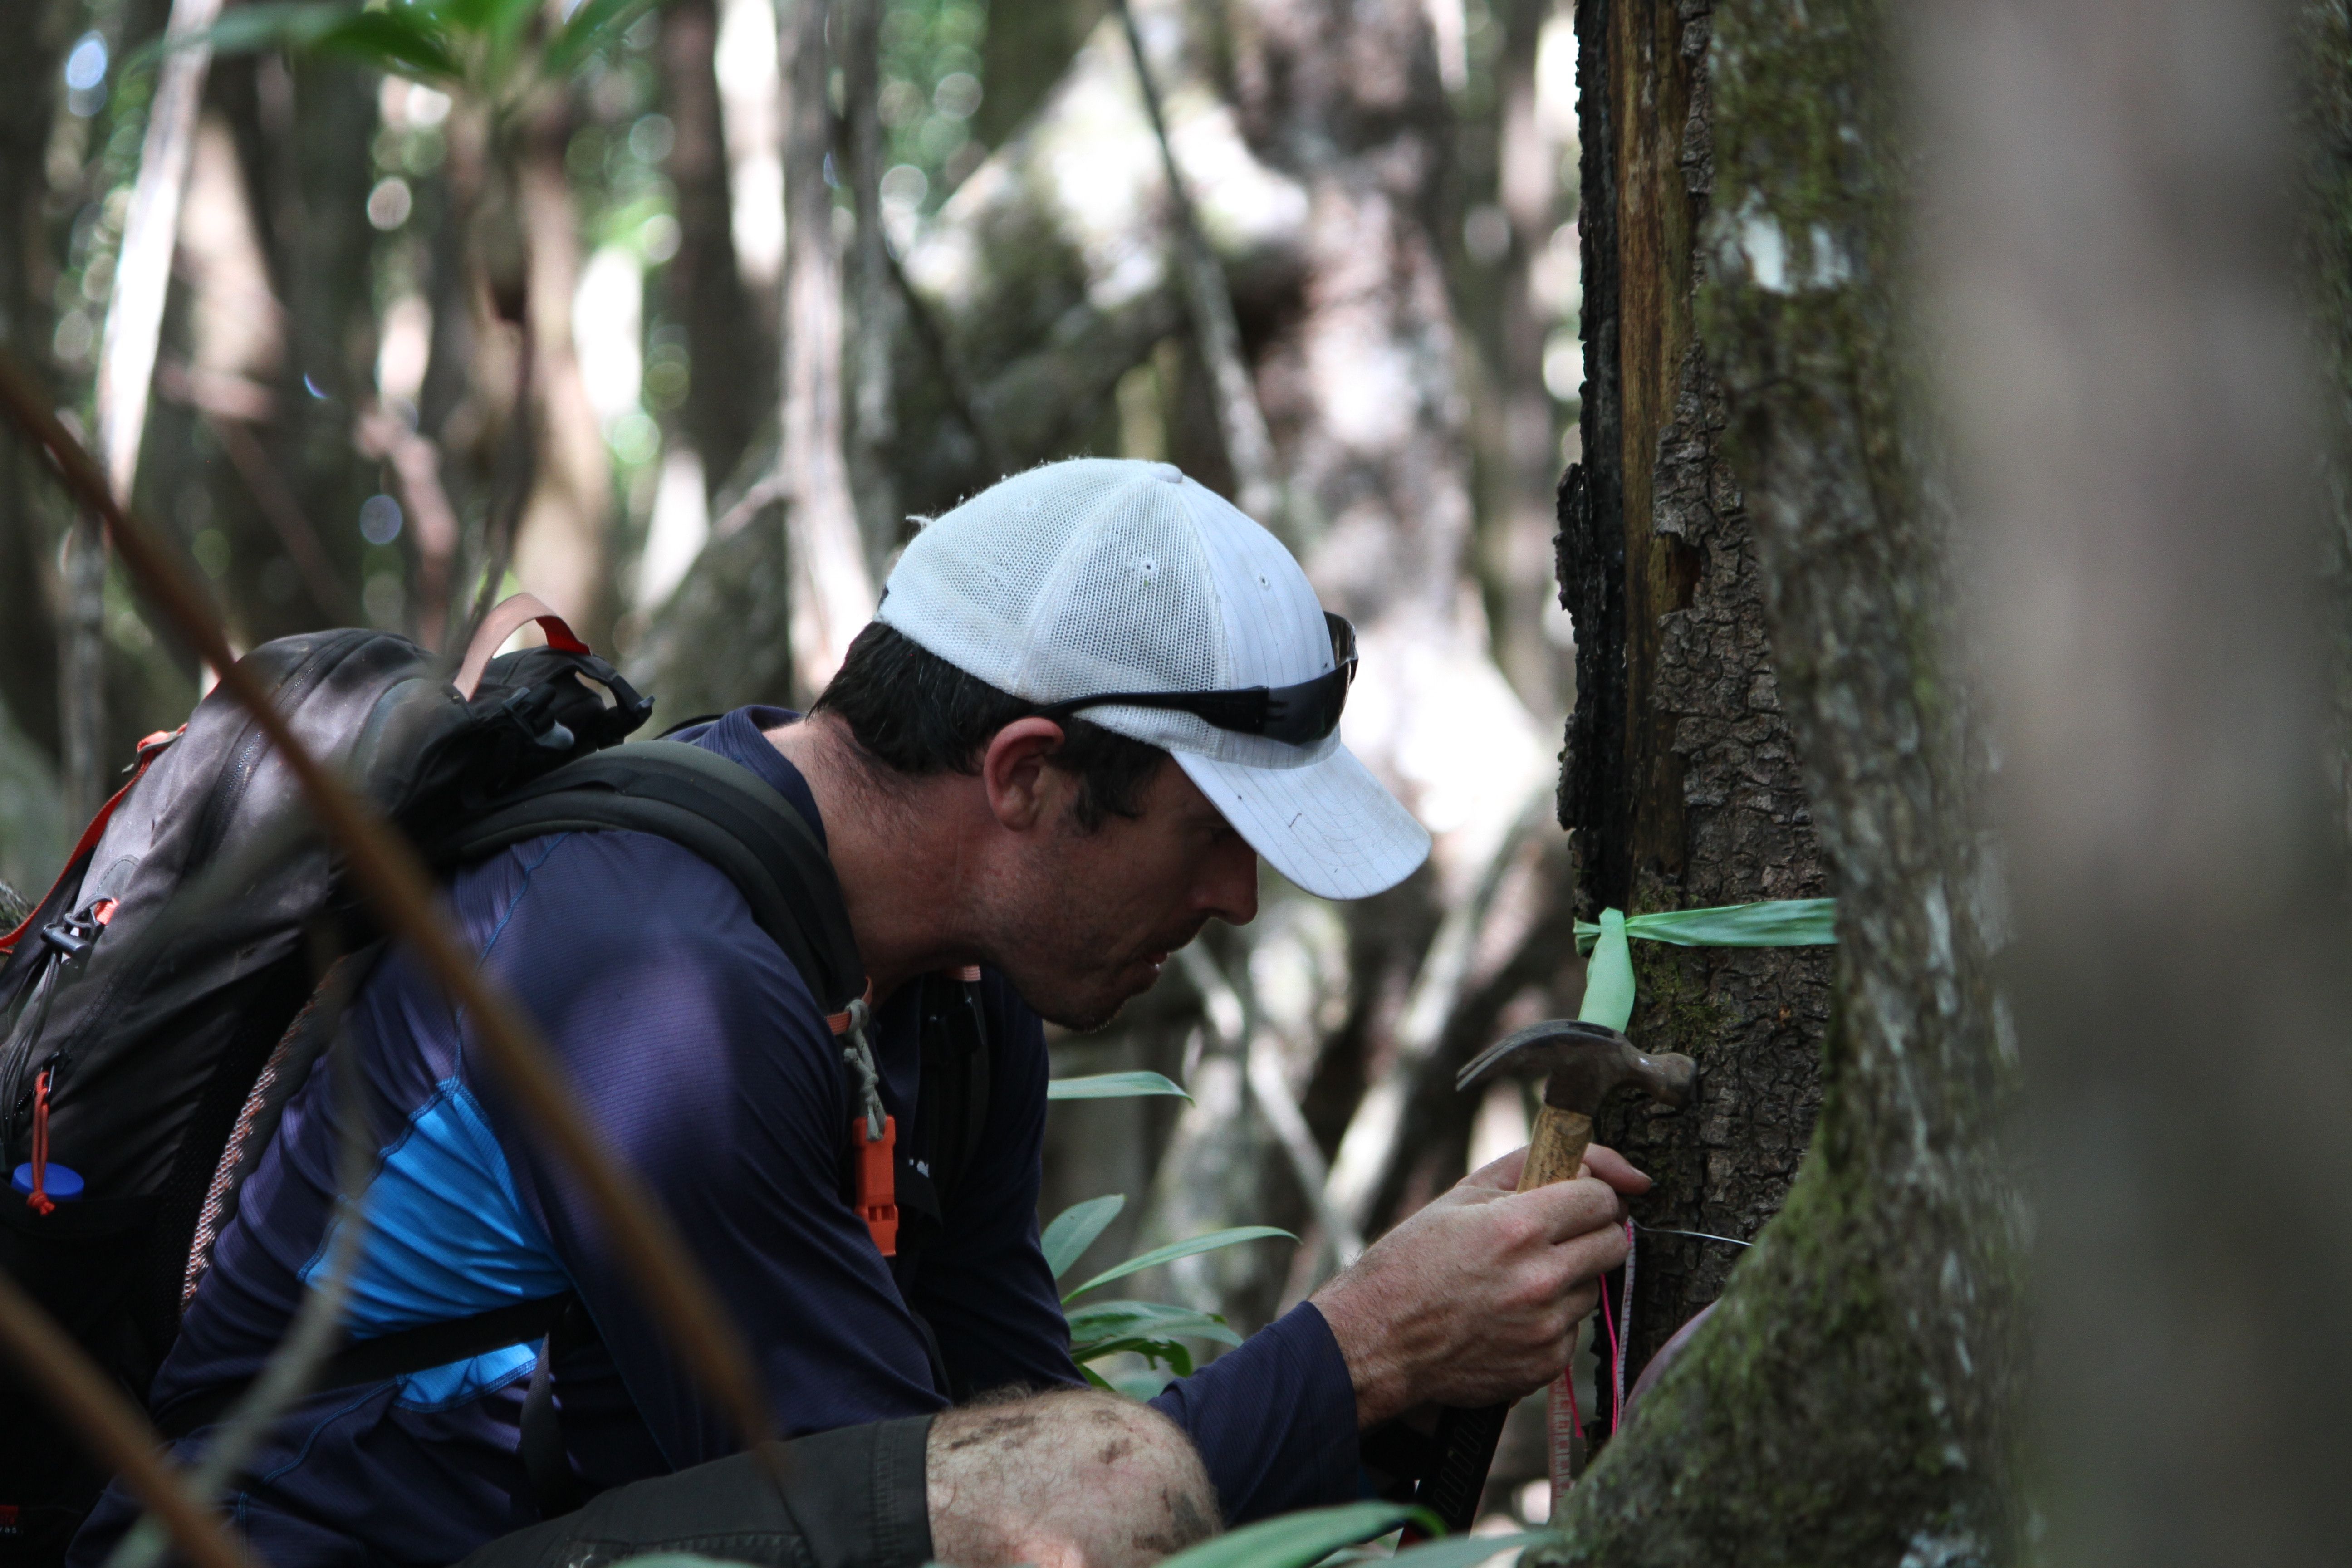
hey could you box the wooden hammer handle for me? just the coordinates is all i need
[1411,1105,1602,1536]
[1519,1104,1594,1191]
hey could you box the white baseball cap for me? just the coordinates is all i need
[876,458,1431,899]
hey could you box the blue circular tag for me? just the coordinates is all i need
[10,1161,84,1202]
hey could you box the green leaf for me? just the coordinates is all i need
[544,0,658,73]
[1109,1369,1172,1399]
[1046,1070,1192,1102]
[1156,1503,1436,1568]
[316,10,463,80]
[1065,1298,1242,1350]
[420,0,539,39]
[179,3,463,80]
[1062,1226,1295,1302]
[1388,1530,1554,1568]
[1575,908,1636,1032]
[1074,1336,1196,1377]
[178,2,364,59]
[1574,897,1838,953]
[1042,1194,1126,1280]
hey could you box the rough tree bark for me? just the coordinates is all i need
[1558,0,1832,1386]
[1538,0,2019,1560]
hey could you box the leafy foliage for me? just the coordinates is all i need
[180,0,661,101]
[1039,1184,1290,1395]
[1154,1502,1431,1568]
[1061,1224,1294,1303]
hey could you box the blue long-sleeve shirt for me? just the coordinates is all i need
[69,708,1361,1568]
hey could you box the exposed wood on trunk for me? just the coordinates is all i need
[777,0,874,699]
[1555,0,1830,1385]
[1925,2,2348,1561]
[1539,0,2018,1558]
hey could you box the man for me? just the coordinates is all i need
[71,459,1642,1568]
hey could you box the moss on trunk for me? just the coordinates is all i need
[1537,0,2021,1560]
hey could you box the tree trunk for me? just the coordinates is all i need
[840,0,899,568]
[510,98,613,642]
[1128,0,1563,1328]
[773,0,873,698]
[209,52,380,644]
[1923,2,2352,1563]
[0,2,66,764]
[1558,0,1832,1387]
[1536,0,2019,1560]
[1477,0,1573,725]
[662,0,772,497]
[2303,0,2352,844]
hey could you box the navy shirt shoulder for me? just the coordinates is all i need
[69,709,1360,1568]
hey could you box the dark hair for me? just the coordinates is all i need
[813,622,1169,829]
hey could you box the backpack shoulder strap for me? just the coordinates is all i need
[431,740,864,1013]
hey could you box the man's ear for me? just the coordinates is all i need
[980,717,1071,832]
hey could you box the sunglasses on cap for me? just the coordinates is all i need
[1036,612,1359,748]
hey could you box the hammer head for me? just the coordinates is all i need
[1455,1019,1697,1116]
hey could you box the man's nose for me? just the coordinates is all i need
[1198,838,1259,926]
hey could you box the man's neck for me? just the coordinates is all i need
[763,712,982,1003]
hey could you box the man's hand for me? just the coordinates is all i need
[1309,1144,1650,1428]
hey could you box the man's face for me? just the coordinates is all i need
[986,759,1260,1031]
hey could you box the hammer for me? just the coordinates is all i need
[1409,1019,1696,1534]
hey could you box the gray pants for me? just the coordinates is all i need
[458,1416,934,1568]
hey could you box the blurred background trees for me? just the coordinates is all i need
[0,0,1596,1524]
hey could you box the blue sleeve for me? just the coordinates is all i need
[464,831,948,1469]
[1151,1303,1363,1523]
[903,979,1089,1397]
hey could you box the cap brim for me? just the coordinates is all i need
[1175,745,1432,900]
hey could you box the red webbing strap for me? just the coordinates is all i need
[823,993,870,1039]
[0,726,181,956]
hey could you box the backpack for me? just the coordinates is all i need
[0,598,992,1564]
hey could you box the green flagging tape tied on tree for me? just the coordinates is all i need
[1573,898,1838,1032]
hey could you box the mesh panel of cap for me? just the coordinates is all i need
[879,458,1340,769]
